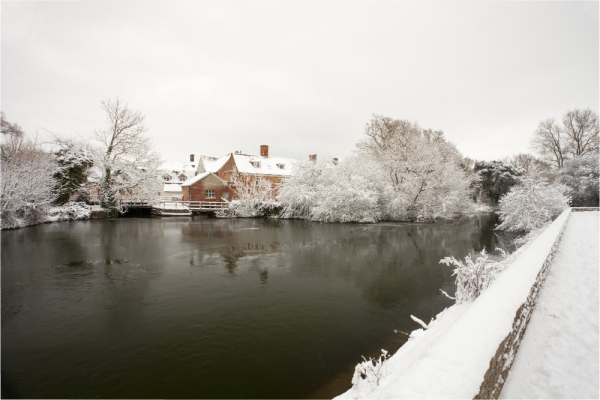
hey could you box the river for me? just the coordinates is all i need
[1,213,508,398]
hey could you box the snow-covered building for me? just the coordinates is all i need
[198,145,296,184]
[184,145,299,202]
[156,154,199,199]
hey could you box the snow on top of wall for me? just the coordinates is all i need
[163,184,182,193]
[231,154,296,176]
[336,208,572,399]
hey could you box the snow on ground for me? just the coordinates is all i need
[500,211,599,399]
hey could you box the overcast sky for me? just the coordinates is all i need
[2,1,598,163]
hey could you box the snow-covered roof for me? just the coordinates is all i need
[195,151,297,177]
[199,155,230,174]
[230,154,296,176]
[181,172,210,187]
[163,184,182,193]
[157,161,197,176]
[181,171,229,187]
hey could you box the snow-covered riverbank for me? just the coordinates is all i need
[336,209,576,399]
[1,202,104,230]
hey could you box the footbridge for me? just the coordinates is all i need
[89,197,230,215]
[150,200,229,216]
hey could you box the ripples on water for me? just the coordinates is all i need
[1,214,509,398]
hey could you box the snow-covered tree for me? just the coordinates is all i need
[357,115,474,221]
[503,153,552,179]
[474,160,522,204]
[91,99,161,213]
[496,177,569,232]
[309,156,380,223]
[1,113,57,229]
[555,154,599,207]
[562,108,599,157]
[278,159,332,219]
[53,139,94,205]
[279,157,381,222]
[530,118,567,168]
[278,114,475,223]
[531,109,599,168]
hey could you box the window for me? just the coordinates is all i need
[179,175,187,182]
[162,174,172,181]
[206,190,215,199]
[221,192,229,200]
[276,163,285,170]
[251,161,261,168]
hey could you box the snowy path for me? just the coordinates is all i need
[500,211,599,399]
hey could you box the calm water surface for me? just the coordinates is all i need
[2,214,507,399]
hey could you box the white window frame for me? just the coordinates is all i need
[206,189,215,199]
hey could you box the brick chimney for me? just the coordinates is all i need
[309,154,317,162]
[190,154,195,162]
[260,145,269,158]
[333,158,338,165]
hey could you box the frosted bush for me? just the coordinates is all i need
[440,249,509,304]
[219,200,282,218]
[218,174,281,218]
[46,202,92,222]
[351,349,390,395]
[496,178,569,232]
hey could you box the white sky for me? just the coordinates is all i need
[2,1,598,163]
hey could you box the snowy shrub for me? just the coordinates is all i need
[351,349,390,395]
[496,178,569,232]
[219,200,282,218]
[46,202,92,222]
[440,249,509,304]
[219,174,280,218]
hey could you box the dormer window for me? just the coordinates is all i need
[163,174,172,181]
[179,175,187,182]
[251,161,261,168]
[276,163,285,170]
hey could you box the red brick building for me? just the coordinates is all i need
[181,172,232,202]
